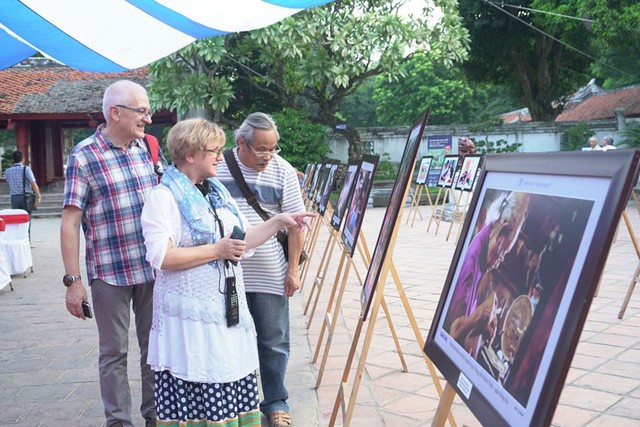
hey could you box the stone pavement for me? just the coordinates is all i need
[1,206,639,426]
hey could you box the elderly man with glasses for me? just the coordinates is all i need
[61,80,165,427]
[217,112,305,427]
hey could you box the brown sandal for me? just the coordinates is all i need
[268,410,292,427]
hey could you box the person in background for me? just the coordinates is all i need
[61,80,163,427]
[5,150,41,240]
[141,118,312,426]
[601,136,617,150]
[216,112,306,427]
[588,136,602,151]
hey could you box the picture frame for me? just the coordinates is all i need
[301,163,316,196]
[314,162,334,206]
[454,154,483,192]
[318,163,341,216]
[437,155,459,188]
[415,156,434,185]
[330,162,359,231]
[424,150,640,427]
[307,163,324,202]
[360,109,430,319]
[341,154,379,258]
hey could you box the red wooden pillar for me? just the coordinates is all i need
[14,120,30,162]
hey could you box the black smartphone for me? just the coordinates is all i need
[228,226,245,266]
[82,301,93,319]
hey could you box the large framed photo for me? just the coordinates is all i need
[437,155,459,188]
[424,150,640,427]
[454,154,483,192]
[301,163,316,196]
[416,156,434,185]
[318,163,340,216]
[314,162,333,206]
[307,163,324,201]
[331,162,359,231]
[360,109,430,319]
[341,155,379,258]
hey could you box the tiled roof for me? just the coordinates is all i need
[500,108,532,124]
[556,85,640,122]
[0,58,148,115]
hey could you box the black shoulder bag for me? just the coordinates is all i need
[223,149,307,265]
[22,166,37,213]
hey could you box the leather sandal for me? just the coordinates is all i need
[268,410,292,427]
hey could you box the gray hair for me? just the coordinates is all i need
[588,136,598,145]
[102,80,147,120]
[234,112,280,146]
[602,136,614,146]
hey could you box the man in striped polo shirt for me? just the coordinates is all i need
[217,112,305,427]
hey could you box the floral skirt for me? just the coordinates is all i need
[155,370,260,426]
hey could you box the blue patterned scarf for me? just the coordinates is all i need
[161,164,244,246]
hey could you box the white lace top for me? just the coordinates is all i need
[141,185,258,383]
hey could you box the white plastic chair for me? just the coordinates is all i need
[0,209,33,278]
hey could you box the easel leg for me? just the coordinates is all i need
[380,295,408,373]
[305,230,339,328]
[405,185,418,225]
[435,189,451,235]
[431,383,456,427]
[427,188,443,233]
[446,190,462,241]
[300,213,324,284]
[619,261,640,319]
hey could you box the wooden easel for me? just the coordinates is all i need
[431,383,457,427]
[313,233,408,388]
[299,203,325,286]
[427,186,444,233]
[407,184,436,228]
[446,191,472,242]
[406,183,425,225]
[434,187,453,235]
[617,209,640,318]
[328,206,455,427]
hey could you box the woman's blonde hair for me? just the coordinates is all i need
[167,118,225,164]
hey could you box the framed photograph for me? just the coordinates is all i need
[302,163,316,195]
[454,154,483,192]
[307,163,324,202]
[424,150,640,427]
[331,162,359,231]
[360,109,430,319]
[318,163,340,216]
[416,156,434,185]
[437,155,459,188]
[341,154,379,258]
[314,162,333,206]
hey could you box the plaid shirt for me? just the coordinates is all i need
[4,163,36,195]
[64,125,160,286]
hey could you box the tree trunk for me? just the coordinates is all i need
[343,126,362,164]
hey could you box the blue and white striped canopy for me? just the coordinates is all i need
[0,0,332,72]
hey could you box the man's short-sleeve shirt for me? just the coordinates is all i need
[5,163,36,195]
[63,126,158,286]
[217,149,305,295]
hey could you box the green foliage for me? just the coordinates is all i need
[1,150,14,173]
[562,122,593,151]
[619,125,640,148]
[469,118,521,153]
[374,153,397,181]
[339,77,377,127]
[270,108,329,171]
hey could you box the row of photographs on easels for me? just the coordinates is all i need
[416,154,483,191]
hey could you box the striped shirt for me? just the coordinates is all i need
[217,149,305,295]
[4,163,36,195]
[63,125,158,286]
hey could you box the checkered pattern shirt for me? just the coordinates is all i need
[4,163,36,195]
[63,125,158,286]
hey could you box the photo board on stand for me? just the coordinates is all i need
[318,163,341,216]
[360,109,430,319]
[424,150,640,427]
[330,162,359,231]
[416,156,434,186]
[314,162,333,207]
[437,155,459,188]
[302,163,316,196]
[454,154,483,192]
[307,163,324,202]
[341,155,379,258]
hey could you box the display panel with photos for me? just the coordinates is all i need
[301,163,316,196]
[424,150,640,427]
[307,163,324,201]
[314,162,333,206]
[360,109,430,319]
[415,156,434,185]
[437,155,459,188]
[330,163,359,231]
[454,154,483,191]
[318,163,341,216]
[341,155,379,258]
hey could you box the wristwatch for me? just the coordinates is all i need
[63,274,82,287]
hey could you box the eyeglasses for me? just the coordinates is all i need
[115,104,154,118]
[247,143,281,158]
[203,147,223,156]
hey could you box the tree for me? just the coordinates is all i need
[243,0,469,162]
[459,0,593,121]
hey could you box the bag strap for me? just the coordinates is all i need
[22,165,27,194]
[143,134,159,164]
[223,149,271,222]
